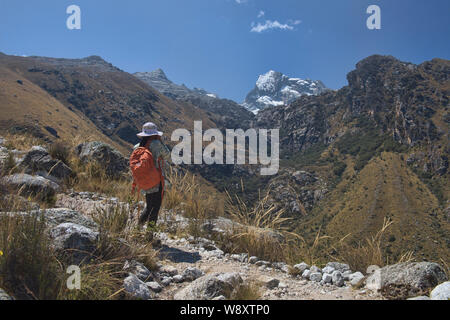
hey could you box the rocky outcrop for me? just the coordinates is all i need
[50,222,99,264]
[174,272,243,300]
[0,174,60,200]
[365,262,448,299]
[19,146,72,182]
[75,141,128,178]
[124,274,154,300]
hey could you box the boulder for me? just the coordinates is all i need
[259,277,280,289]
[42,208,98,229]
[50,222,99,264]
[322,266,335,274]
[349,272,365,286]
[159,265,178,277]
[293,262,310,273]
[366,265,380,275]
[322,273,332,284]
[75,141,128,178]
[172,275,184,283]
[326,262,350,273]
[430,281,450,300]
[174,272,243,300]
[146,281,162,293]
[332,271,345,287]
[0,288,12,300]
[302,269,311,279]
[19,146,72,182]
[365,262,448,299]
[310,266,322,273]
[182,267,205,282]
[123,260,152,281]
[310,272,322,282]
[0,174,60,200]
[248,256,259,264]
[124,274,153,300]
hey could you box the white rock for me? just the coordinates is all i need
[310,272,322,282]
[146,281,162,293]
[349,272,365,286]
[322,266,335,274]
[322,273,333,284]
[293,262,310,273]
[332,271,344,287]
[124,274,153,300]
[430,281,450,300]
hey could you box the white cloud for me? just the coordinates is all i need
[257,10,265,18]
[250,19,301,33]
[235,0,248,4]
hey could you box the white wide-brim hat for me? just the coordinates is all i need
[137,122,163,138]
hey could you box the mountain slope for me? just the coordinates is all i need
[0,63,123,152]
[243,70,328,113]
[134,69,255,129]
[0,53,217,150]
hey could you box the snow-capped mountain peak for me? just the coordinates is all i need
[242,70,327,114]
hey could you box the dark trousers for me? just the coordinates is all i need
[139,184,162,225]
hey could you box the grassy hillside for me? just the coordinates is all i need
[296,152,449,263]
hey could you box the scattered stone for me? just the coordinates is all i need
[272,262,289,273]
[159,265,178,277]
[174,272,242,300]
[146,281,162,293]
[322,266,335,274]
[248,256,259,264]
[263,277,280,289]
[322,273,333,284]
[310,273,322,282]
[50,222,98,264]
[293,262,310,273]
[342,270,353,281]
[255,260,271,267]
[123,260,152,282]
[326,262,350,273]
[160,277,172,287]
[310,266,322,273]
[430,281,450,300]
[124,274,153,300]
[172,275,184,283]
[332,271,345,287]
[213,295,226,300]
[349,272,365,286]
[230,253,248,263]
[182,267,205,282]
[302,269,311,280]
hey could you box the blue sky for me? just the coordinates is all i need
[1,0,449,102]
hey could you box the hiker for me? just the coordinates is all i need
[130,122,170,226]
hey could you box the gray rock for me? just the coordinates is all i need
[182,267,205,282]
[302,269,311,279]
[272,262,289,273]
[159,265,178,277]
[265,278,280,289]
[322,273,333,284]
[172,275,184,283]
[255,260,271,267]
[43,208,98,229]
[430,281,450,300]
[342,270,353,281]
[349,272,365,286]
[294,262,310,273]
[0,288,12,300]
[0,174,60,200]
[146,281,162,293]
[75,141,128,178]
[19,146,72,182]
[174,272,242,300]
[310,272,322,282]
[332,271,345,287]
[248,256,259,264]
[322,266,335,275]
[310,265,322,273]
[212,295,226,300]
[407,296,431,300]
[50,222,99,264]
[365,262,448,299]
[326,262,350,273]
[231,253,248,263]
[123,260,152,281]
[161,277,172,287]
[124,274,153,300]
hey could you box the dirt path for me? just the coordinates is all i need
[154,235,383,300]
